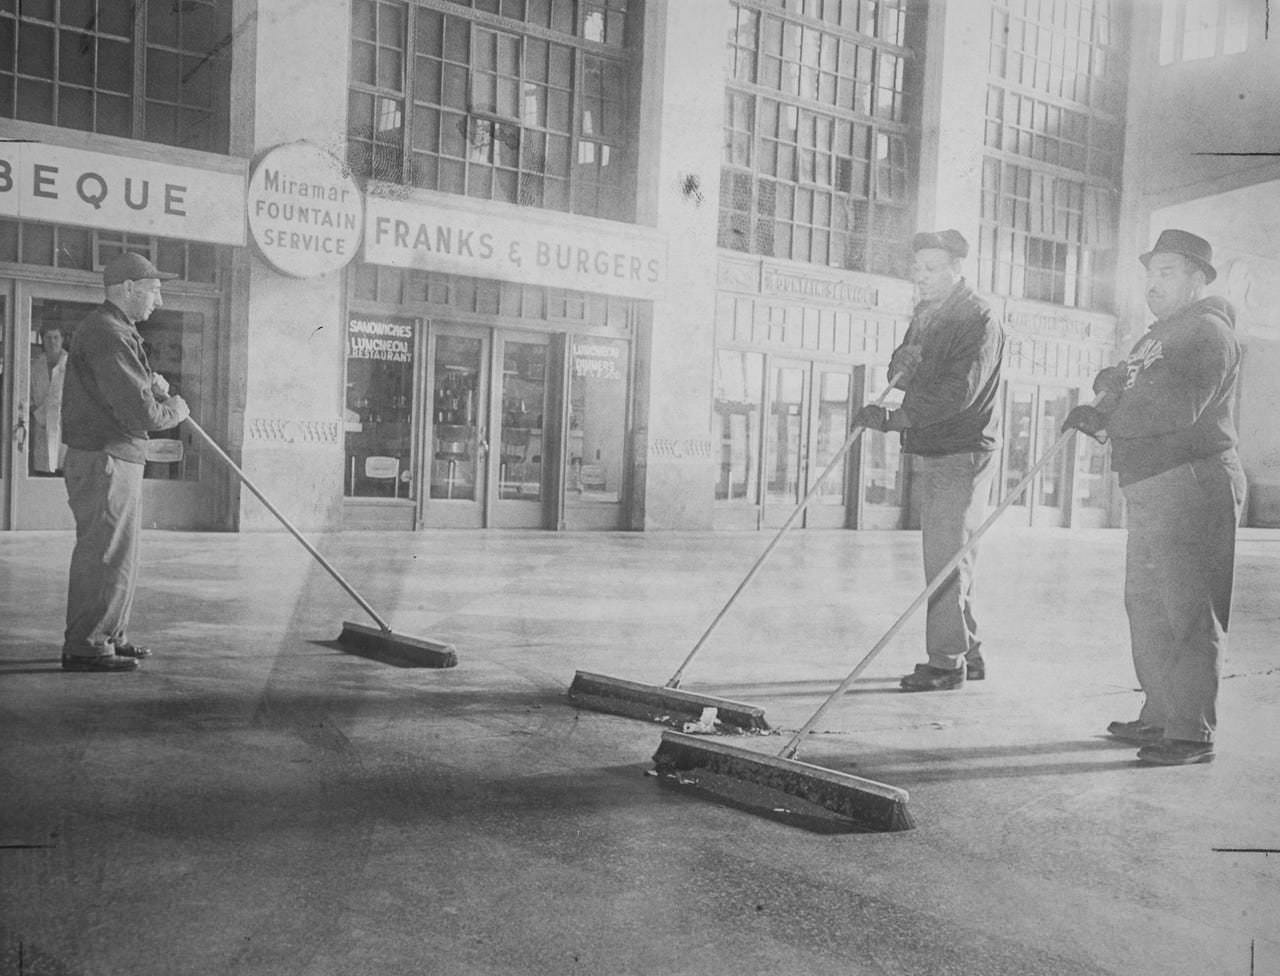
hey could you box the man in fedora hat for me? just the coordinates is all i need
[854,229,1005,691]
[60,252,190,672]
[1063,229,1245,764]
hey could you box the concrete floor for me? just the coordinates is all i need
[2,526,1278,976]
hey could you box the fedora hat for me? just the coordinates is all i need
[1140,229,1216,284]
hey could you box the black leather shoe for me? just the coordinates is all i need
[1137,739,1214,765]
[900,664,965,692]
[1106,719,1164,745]
[112,642,152,659]
[62,653,139,672]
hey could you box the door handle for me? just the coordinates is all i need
[13,402,26,451]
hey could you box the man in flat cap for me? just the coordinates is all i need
[854,230,1005,691]
[60,252,190,672]
[1063,229,1245,764]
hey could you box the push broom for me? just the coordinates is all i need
[568,377,905,733]
[185,418,457,667]
[653,418,1095,831]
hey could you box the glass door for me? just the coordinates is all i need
[492,333,550,529]
[804,366,854,528]
[0,286,9,525]
[1001,384,1036,525]
[756,357,857,530]
[853,365,908,529]
[1032,387,1072,527]
[1000,382,1075,527]
[8,279,214,530]
[423,328,490,528]
[762,359,808,528]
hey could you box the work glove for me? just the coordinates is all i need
[853,405,908,433]
[1061,405,1107,442]
[852,404,888,431]
[1092,366,1127,398]
[167,395,191,423]
[151,372,171,397]
[888,345,923,388]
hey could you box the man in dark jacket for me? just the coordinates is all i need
[1064,229,1245,764]
[60,252,190,672]
[854,230,1005,691]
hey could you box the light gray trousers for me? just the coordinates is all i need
[63,448,144,656]
[918,450,997,671]
[1122,452,1246,743]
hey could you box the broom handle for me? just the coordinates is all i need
[184,418,392,633]
[779,415,1093,760]
[665,374,905,689]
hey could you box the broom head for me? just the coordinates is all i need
[568,670,769,733]
[337,621,458,668]
[652,730,914,832]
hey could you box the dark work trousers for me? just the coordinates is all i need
[1121,451,1246,743]
[918,450,998,672]
[63,447,144,657]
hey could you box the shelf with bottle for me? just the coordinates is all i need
[434,369,477,427]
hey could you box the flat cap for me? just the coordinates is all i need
[911,229,968,259]
[102,252,178,286]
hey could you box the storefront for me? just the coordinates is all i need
[322,181,664,531]
[712,253,1119,532]
[340,270,641,531]
[0,125,245,531]
[713,253,916,531]
[991,299,1117,529]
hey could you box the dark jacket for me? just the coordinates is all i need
[892,280,1005,456]
[1106,296,1240,486]
[61,302,187,464]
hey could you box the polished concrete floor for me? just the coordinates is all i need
[2,526,1278,976]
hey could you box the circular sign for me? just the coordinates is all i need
[246,142,363,278]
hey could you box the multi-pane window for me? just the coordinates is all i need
[0,0,232,153]
[979,159,1115,308]
[1158,0,1250,63]
[982,0,1125,310]
[720,0,916,276]
[0,219,220,283]
[348,0,634,222]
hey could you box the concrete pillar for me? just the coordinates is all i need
[630,0,732,529]
[234,0,351,530]
[915,0,989,240]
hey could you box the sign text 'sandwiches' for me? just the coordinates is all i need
[348,315,413,363]
[363,191,667,301]
[0,142,245,245]
[247,142,363,278]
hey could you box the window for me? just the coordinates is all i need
[981,0,1125,310]
[0,219,220,283]
[347,0,634,222]
[978,160,1116,309]
[720,0,916,276]
[1158,0,1250,64]
[0,0,232,153]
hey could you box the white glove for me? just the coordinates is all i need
[151,373,171,397]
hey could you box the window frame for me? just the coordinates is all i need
[345,0,636,222]
[0,0,233,154]
[719,0,917,276]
